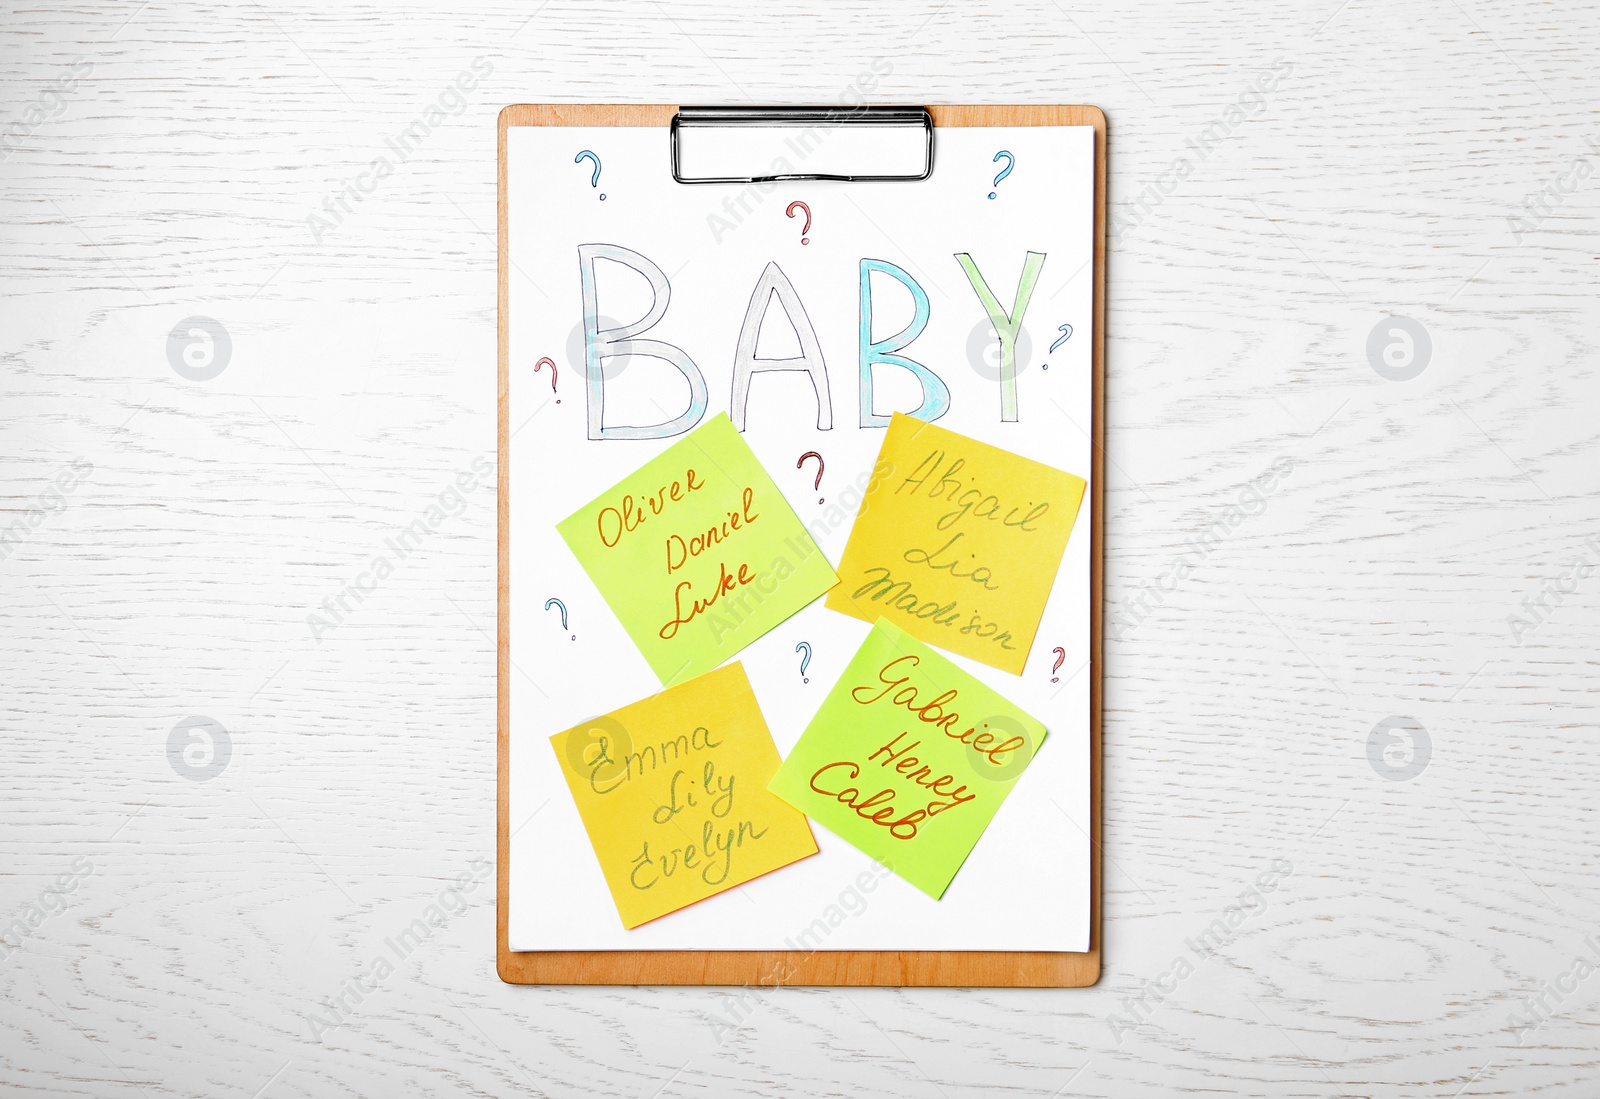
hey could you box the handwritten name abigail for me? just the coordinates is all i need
[848,448,1050,653]
[827,413,1086,675]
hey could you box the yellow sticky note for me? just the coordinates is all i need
[549,663,818,929]
[827,414,1086,674]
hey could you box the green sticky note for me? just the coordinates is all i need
[767,618,1047,899]
[557,414,839,686]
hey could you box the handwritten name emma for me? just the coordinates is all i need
[582,725,772,890]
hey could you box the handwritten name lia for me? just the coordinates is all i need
[850,449,1051,651]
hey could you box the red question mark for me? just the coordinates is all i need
[1050,647,1067,682]
[797,451,824,503]
[534,357,558,403]
[786,201,812,245]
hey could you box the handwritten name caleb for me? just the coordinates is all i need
[807,655,1025,839]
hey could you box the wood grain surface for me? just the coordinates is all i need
[4,0,1599,1095]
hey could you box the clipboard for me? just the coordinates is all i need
[498,103,1106,986]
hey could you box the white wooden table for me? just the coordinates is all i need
[5,1,1597,1095]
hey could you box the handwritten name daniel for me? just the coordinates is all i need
[591,466,764,641]
[806,654,1025,840]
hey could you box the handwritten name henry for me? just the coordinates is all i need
[806,654,1024,840]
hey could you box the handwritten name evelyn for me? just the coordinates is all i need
[806,655,1023,839]
[581,725,769,890]
[551,664,817,928]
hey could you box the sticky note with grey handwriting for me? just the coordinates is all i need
[551,663,818,928]
[826,413,1085,674]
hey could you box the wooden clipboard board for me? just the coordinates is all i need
[497,103,1106,986]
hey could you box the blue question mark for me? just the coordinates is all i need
[574,150,605,200]
[545,597,574,639]
[988,150,1014,199]
[794,641,812,684]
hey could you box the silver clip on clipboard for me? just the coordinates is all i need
[671,105,933,184]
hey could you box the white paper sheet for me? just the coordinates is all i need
[507,123,1094,951]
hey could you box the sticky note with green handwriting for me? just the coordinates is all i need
[557,413,839,686]
[767,618,1047,899]
[826,412,1086,674]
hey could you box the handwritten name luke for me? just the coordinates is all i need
[557,412,838,686]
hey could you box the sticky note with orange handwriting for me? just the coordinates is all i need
[826,412,1085,674]
[557,413,838,686]
[767,619,1046,899]
[550,663,818,929]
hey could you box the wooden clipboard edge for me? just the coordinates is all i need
[497,103,1105,987]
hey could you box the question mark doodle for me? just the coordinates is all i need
[1043,323,1074,370]
[796,450,825,503]
[545,597,574,639]
[1050,647,1067,683]
[574,150,605,200]
[534,356,559,402]
[786,200,812,244]
[988,150,1015,199]
[795,641,812,684]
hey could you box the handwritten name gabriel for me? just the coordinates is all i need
[807,655,1024,839]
